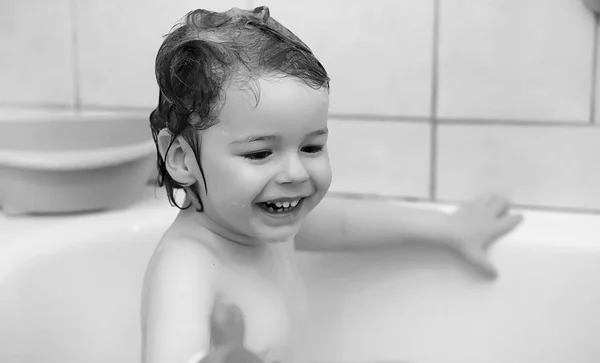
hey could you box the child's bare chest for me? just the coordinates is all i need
[217,246,305,362]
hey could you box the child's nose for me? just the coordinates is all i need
[275,155,309,184]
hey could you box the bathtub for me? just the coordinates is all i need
[0,186,599,363]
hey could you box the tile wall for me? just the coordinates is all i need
[2,0,599,212]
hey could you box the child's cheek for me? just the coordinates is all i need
[313,154,333,191]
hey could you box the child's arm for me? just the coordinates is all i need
[295,194,523,277]
[142,240,218,363]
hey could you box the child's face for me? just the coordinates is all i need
[196,77,332,244]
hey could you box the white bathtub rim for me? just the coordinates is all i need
[1,188,599,280]
[0,201,177,280]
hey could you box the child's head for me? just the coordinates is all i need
[150,6,332,243]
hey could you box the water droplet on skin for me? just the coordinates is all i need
[218,128,232,137]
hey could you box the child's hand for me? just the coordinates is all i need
[195,301,266,363]
[445,194,523,278]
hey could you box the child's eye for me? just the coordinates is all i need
[243,151,272,160]
[302,145,324,153]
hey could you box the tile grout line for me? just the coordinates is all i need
[0,102,74,110]
[326,114,599,127]
[325,191,600,215]
[69,0,81,111]
[437,118,597,126]
[591,13,599,124]
[328,114,430,122]
[429,0,441,202]
[2,102,599,128]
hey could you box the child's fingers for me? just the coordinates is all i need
[488,194,510,217]
[223,348,266,363]
[202,303,266,363]
[195,349,227,363]
[460,245,498,279]
[493,214,524,238]
[210,302,246,348]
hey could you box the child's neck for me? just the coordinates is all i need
[176,195,280,248]
[184,208,262,247]
[175,195,296,248]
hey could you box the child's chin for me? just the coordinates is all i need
[258,227,300,244]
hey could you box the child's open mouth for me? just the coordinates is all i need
[256,197,305,215]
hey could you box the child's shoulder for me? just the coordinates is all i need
[143,214,226,291]
[151,228,222,280]
[141,229,222,320]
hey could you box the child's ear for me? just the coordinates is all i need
[157,128,197,186]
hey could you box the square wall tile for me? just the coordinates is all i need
[437,124,600,210]
[263,0,435,117]
[327,118,431,198]
[438,0,594,122]
[75,0,249,108]
[0,0,74,105]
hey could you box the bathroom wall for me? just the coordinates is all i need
[2,0,599,213]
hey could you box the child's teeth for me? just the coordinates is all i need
[262,198,304,213]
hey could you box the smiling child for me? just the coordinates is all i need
[140,6,522,363]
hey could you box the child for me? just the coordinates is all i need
[141,6,523,363]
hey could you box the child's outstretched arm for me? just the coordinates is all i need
[295,194,523,278]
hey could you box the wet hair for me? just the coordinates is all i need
[149,6,330,211]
